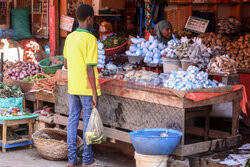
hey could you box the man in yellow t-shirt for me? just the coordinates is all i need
[63,4,100,167]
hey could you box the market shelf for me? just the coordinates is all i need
[6,137,30,144]
[237,68,250,74]
[33,12,48,15]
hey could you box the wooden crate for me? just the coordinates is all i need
[165,5,192,30]
[13,0,31,8]
[0,0,10,29]
[3,79,34,93]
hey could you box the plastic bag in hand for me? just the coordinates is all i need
[85,108,106,145]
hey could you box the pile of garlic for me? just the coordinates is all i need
[163,66,224,90]
[164,39,181,58]
[124,70,171,87]
[125,36,166,65]
[97,41,106,69]
[176,37,191,59]
[188,38,211,71]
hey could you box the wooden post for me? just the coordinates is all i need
[28,122,33,149]
[204,105,212,141]
[49,0,56,56]
[0,52,4,82]
[2,123,7,153]
[232,100,240,136]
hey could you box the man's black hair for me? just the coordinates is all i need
[76,4,94,22]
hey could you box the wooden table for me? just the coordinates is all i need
[55,80,243,157]
[0,117,36,153]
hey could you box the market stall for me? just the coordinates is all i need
[54,73,243,157]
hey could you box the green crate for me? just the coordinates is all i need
[39,56,64,74]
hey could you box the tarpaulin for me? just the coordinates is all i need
[185,85,248,117]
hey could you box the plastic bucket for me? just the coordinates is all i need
[134,152,168,167]
[181,59,194,71]
[162,58,181,72]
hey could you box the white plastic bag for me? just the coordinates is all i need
[85,108,106,145]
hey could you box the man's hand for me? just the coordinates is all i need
[87,65,98,108]
[92,92,98,108]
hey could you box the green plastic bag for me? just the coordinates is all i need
[11,7,32,41]
[0,97,23,112]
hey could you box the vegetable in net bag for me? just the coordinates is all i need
[85,108,106,145]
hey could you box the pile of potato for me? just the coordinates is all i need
[217,18,241,34]
[225,34,250,69]
[198,32,230,51]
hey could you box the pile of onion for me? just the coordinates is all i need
[4,62,43,80]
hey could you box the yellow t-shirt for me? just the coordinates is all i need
[63,28,101,96]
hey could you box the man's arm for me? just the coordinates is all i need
[87,65,97,108]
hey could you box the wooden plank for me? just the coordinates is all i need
[232,99,240,136]
[101,85,184,108]
[173,135,241,156]
[54,114,131,143]
[5,118,35,126]
[183,89,242,108]
[103,127,131,143]
[24,92,36,102]
[6,138,30,144]
[2,123,7,153]
[186,127,231,139]
[35,92,55,103]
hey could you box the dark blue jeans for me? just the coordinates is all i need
[67,94,94,165]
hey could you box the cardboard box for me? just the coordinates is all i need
[92,0,125,15]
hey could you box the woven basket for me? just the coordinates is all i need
[104,41,128,56]
[32,128,83,161]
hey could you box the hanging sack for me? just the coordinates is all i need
[85,108,106,145]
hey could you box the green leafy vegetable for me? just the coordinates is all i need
[0,82,23,98]
[102,36,126,49]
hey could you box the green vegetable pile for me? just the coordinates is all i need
[22,73,49,82]
[0,82,23,98]
[103,36,126,49]
[85,131,106,145]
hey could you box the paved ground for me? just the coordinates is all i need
[0,147,135,167]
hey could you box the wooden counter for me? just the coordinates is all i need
[55,79,242,157]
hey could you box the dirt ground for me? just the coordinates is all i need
[0,147,135,167]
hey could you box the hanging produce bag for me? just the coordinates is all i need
[0,97,23,112]
[85,108,106,145]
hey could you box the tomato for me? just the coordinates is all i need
[11,109,18,114]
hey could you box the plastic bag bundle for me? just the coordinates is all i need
[85,108,106,145]
[97,41,106,69]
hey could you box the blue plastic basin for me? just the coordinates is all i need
[129,128,183,155]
